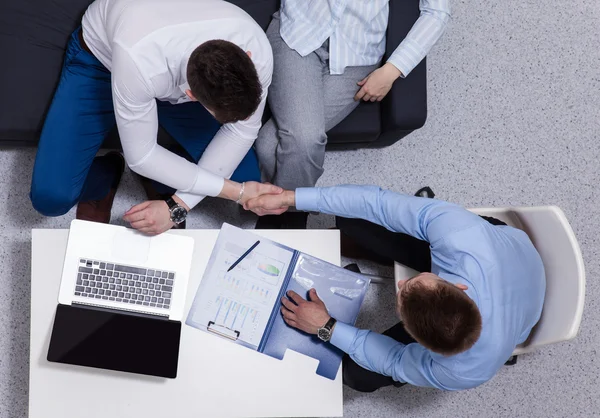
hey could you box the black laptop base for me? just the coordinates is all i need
[48,304,181,378]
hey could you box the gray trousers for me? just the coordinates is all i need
[256,14,378,190]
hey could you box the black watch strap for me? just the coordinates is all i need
[324,317,337,331]
[165,196,188,225]
[165,196,178,210]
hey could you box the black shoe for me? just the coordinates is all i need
[343,263,361,273]
[255,212,308,230]
[415,186,435,198]
[76,152,125,224]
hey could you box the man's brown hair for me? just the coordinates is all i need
[399,279,482,356]
[187,40,262,124]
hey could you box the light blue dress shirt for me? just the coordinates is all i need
[279,0,451,76]
[295,185,546,390]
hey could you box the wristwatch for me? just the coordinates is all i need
[165,196,188,225]
[317,317,337,342]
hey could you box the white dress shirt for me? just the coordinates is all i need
[82,0,273,208]
[279,0,450,76]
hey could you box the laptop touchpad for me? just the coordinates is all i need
[111,230,150,264]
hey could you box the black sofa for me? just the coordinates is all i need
[0,0,426,150]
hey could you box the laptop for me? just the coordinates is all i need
[47,220,194,378]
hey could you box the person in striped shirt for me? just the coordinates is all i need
[255,0,451,230]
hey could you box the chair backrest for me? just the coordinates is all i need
[394,206,586,356]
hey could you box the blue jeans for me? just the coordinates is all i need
[30,28,260,217]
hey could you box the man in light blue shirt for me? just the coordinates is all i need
[255,0,450,230]
[245,185,546,391]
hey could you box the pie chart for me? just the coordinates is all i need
[257,263,280,277]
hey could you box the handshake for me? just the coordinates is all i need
[233,181,295,216]
[123,180,295,236]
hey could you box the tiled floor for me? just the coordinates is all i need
[1,0,599,416]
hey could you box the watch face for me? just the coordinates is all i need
[318,328,331,342]
[170,206,187,224]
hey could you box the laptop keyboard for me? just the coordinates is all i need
[76,259,175,310]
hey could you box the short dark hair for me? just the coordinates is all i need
[399,280,482,356]
[187,40,262,124]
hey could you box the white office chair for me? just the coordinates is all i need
[393,206,586,359]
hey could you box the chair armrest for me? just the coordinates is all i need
[394,262,420,293]
[380,0,427,133]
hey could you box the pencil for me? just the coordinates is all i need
[227,240,260,272]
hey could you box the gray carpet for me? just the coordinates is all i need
[1,0,599,416]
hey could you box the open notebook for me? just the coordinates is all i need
[186,223,370,380]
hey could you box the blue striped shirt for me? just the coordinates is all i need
[279,0,451,76]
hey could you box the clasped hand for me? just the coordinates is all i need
[354,63,402,102]
[235,181,292,215]
[243,187,294,216]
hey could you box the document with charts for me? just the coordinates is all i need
[186,223,370,379]
[187,223,294,349]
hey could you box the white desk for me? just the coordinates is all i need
[30,229,342,418]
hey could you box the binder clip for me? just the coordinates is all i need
[207,321,240,341]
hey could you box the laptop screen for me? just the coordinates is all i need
[48,304,181,378]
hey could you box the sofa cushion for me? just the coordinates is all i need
[0,0,95,145]
[327,102,381,145]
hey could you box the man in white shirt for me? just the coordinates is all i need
[30,0,276,232]
[254,0,450,229]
